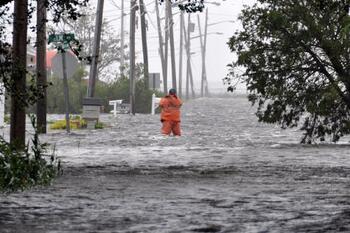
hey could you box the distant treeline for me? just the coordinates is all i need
[5,65,163,115]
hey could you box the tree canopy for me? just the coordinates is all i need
[160,0,205,12]
[227,0,350,143]
[55,6,124,81]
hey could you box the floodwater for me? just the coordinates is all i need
[1,96,350,233]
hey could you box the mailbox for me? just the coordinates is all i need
[82,98,103,129]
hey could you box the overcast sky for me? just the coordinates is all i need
[99,0,257,93]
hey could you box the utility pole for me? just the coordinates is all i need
[189,53,196,99]
[61,51,70,133]
[36,0,47,134]
[120,0,125,75]
[139,0,149,89]
[197,13,207,97]
[183,15,196,99]
[87,0,104,98]
[155,0,167,93]
[203,8,209,96]
[185,14,190,99]
[197,14,203,97]
[11,0,27,147]
[129,0,137,115]
[178,11,184,98]
[168,0,177,90]
[164,0,169,93]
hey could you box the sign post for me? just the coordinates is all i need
[48,33,76,133]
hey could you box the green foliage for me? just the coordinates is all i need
[49,118,86,130]
[52,5,124,81]
[135,78,161,113]
[0,0,90,148]
[0,115,61,192]
[94,121,104,129]
[4,114,9,124]
[0,0,89,100]
[159,0,205,13]
[46,64,162,114]
[227,0,350,143]
[49,0,89,22]
[46,67,86,114]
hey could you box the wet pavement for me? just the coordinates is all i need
[1,96,350,232]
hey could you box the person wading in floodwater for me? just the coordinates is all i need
[159,88,183,136]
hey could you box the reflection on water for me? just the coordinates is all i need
[1,96,350,232]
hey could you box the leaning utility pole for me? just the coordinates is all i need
[178,11,184,98]
[87,0,104,98]
[11,0,28,147]
[155,0,167,93]
[120,0,125,75]
[129,0,137,115]
[168,0,177,90]
[139,0,149,89]
[36,0,47,134]
[164,0,169,92]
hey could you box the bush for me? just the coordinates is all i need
[49,116,104,130]
[4,114,10,124]
[44,64,164,115]
[95,121,104,129]
[50,119,86,130]
[0,115,61,192]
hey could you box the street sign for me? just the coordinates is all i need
[48,33,75,44]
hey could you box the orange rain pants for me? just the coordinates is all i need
[161,120,181,136]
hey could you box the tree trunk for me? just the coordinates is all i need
[36,0,47,134]
[10,0,28,148]
[139,0,149,89]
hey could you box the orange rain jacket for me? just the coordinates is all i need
[159,94,183,122]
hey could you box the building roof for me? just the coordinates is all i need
[46,50,57,69]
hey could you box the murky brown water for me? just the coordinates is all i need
[1,96,350,232]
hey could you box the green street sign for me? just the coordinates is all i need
[64,33,75,42]
[48,33,75,44]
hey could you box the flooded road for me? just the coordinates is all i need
[1,96,350,232]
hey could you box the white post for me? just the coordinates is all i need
[0,83,5,127]
[109,99,122,117]
[151,93,156,115]
[151,93,161,115]
[113,102,117,117]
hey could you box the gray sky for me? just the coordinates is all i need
[99,0,256,93]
